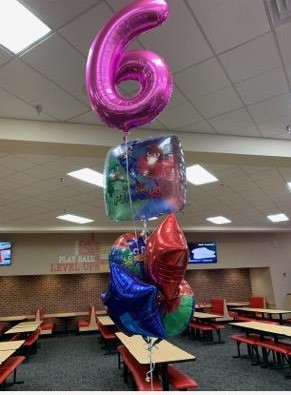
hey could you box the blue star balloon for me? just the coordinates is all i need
[102,263,166,338]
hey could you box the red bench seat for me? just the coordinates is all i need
[23,329,40,360]
[117,344,162,391]
[0,356,25,390]
[167,364,198,390]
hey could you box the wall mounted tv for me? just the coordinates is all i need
[0,242,12,266]
[188,242,217,264]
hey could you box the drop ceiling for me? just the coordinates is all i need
[1,0,291,233]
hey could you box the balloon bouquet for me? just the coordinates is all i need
[86,0,195,366]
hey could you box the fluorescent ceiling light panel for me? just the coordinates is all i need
[207,216,231,225]
[267,213,289,223]
[56,214,94,224]
[67,168,104,188]
[0,0,51,54]
[186,165,218,185]
[287,182,291,191]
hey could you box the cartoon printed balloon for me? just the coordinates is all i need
[109,233,146,279]
[104,135,186,221]
[86,0,173,134]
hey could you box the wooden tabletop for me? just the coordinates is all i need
[0,349,16,364]
[97,315,115,326]
[0,340,25,351]
[116,332,196,365]
[230,321,291,337]
[5,322,40,334]
[194,312,223,319]
[16,321,42,326]
[45,311,88,318]
[0,315,27,322]
[231,307,291,314]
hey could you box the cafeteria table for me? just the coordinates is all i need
[0,350,16,365]
[231,307,291,324]
[116,332,196,391]
[5,322,40,335]
[96,316,115,326]
[0,341,24,351]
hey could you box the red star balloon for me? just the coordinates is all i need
[145,214,189,302]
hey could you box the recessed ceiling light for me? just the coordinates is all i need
[286,181,291,191]
[206,216,231,225]
[67,168,103,188]
[267,213,289,223]
[56,214,94,224]
[0,0,51,54]
[186,165,218,185]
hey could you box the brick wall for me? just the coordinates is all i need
[185,268,252,302]
[0,268,251,330]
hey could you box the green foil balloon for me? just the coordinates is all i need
[161,279,195,337]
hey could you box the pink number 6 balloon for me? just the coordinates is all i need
[86,0,173,135]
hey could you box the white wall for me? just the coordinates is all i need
[1,231,291,308]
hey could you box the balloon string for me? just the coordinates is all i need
[145,337,155,391]
[124,135,139,249]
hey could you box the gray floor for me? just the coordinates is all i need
[6,325,291,391]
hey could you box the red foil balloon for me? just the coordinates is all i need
[86,0,173,134]
[145,214,189,301]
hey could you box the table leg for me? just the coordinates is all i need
[160,363,169,391]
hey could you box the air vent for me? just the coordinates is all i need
[266,0,291,26]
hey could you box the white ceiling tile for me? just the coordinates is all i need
[248,93,291,123]
[157,100,202,130]
[15,154,57,165]
[23,165,58,180]
[219,33,281,83]
[0,155,35,171]
[0,165,16,179]
[21,34,88,105]
[0,59,57,103]
[18,0,98,30]
[0,88,54,121]
[68,110,102,125]
[7,173,39,186]
[235,67,289,105]
[0,48,13,67]
[181,120,215,134]
[192,86,242,118]
[220,126,262,138]
[209,108,257,133]
[60,2,113,57]
[175,58,229,99]
[276,22,291,64]
[284,62,291,88]
[188,0,270,53]
[29,86,88,121]
[256,117,291,138]
[141,119,168,131]
[138,0,212,73]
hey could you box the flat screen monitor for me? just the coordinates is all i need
[0,242,12,266]
[188,242,217,264]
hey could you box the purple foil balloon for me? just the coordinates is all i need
[86,0,173,134]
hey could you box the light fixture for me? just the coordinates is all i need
[206,216,231,225]
[267,213,289,223]
[67,168,104,188]
[286,181,291,191]
[0,0,51,54]
[56,214,94,224]
[186,165,218,185]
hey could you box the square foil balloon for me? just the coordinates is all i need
[104,135,186,221]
